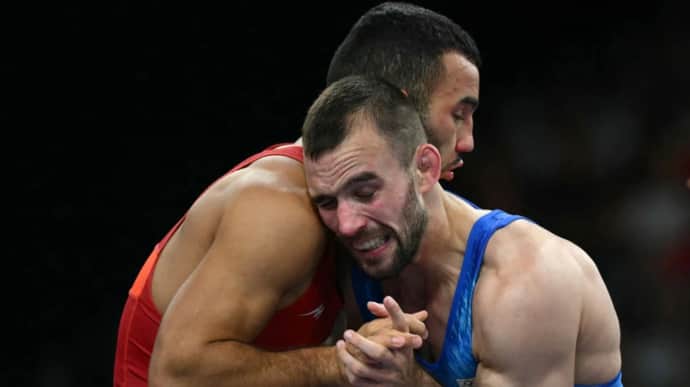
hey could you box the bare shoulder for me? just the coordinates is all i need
[192,153,317,227]
[185,154,328,284]
[482,219,588,286]
[473,220,584,361]
[472,217,621,383]
[206,152,310,199]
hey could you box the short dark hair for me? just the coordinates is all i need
[327,2,481,119]
[302,75,426,168]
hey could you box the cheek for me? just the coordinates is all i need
[428,115,456,145]
[318,210,338,231]
[372,194,405,220]
[445,120,461,142]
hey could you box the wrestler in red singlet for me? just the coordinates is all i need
[113,144,344,387]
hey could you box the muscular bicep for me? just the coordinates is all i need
[472,247,582,386]
[159,187,327,347]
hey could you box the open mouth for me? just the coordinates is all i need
[354,233,389,250]
[351,233,392,257]
[450,155,464,170]
[441,155,464,181]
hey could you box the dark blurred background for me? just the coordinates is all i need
[7,1,689,386]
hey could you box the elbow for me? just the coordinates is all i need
[148,357,181,387]
[149,333,201,387]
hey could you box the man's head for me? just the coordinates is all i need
[328,2,481,181]
[302,75,442,279]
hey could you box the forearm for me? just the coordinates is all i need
[150,340,344,387]
[414,363,442,386]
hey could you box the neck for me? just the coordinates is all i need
[406,184,479,283]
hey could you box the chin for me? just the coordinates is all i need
[363,262,402,280]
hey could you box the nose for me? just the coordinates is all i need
[456,120,474,153]
[456,134,474,153]
[336,202,367,237]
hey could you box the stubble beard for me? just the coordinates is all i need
[369,180,428,280]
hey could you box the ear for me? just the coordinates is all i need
[414,143,441,193]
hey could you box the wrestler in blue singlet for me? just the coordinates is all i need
[351,204,623,387]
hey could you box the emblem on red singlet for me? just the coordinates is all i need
[298,304,325,319]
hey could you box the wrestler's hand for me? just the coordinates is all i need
[362,297,429,340]
[336,296,428,386]
[347,296,427,362]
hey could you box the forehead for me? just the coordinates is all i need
[431,52,480,101]
[304,122,401,194]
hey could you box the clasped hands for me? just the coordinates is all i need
[336,296,429,386]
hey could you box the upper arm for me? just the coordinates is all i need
[473,237,582,386]
[157,184,328,350]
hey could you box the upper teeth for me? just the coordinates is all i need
[355,236,386,251]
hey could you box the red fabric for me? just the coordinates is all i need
[252,241,342,350]
[113,144,343,386]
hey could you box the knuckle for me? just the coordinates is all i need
[354,366,370,379]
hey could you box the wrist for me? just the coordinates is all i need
[331,341,349,386]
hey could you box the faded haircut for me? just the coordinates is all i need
[302,75,427,168]
[327,2,481,122]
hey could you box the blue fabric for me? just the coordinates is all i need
[350,205,623,387]
[351,209,523,386]
[415,210,525,386]
[576,371,623,387]
[351,261,384,321]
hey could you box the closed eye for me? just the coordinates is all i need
[454,97,479,122]
[313,196,337,211]
[354,189,375,202]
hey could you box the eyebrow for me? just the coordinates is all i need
[311,172,379,203]
[461,96,479,111]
